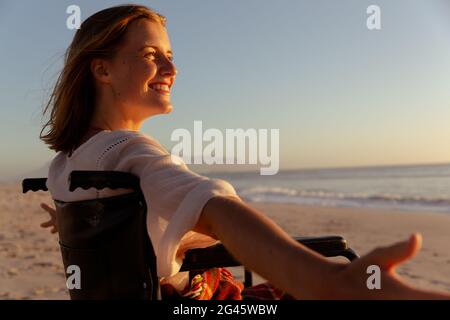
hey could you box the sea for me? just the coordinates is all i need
[207,164,450,214]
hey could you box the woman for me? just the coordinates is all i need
[39,4,449,299]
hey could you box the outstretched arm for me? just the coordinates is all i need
[195,196,450,299]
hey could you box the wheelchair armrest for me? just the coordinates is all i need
[22,178,48,193]
[180,235,358,271]
[22,171,140,193]
[180,243,241,271]
[294,235,359,259]
[68,171,140,192]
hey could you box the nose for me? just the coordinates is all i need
[159,57,177,78]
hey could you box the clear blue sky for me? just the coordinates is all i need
[1,0,450,180]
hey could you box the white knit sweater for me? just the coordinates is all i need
[46,129,240,292]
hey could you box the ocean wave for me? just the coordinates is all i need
[237,186,450,212]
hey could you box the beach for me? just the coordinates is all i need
[1,182,449,299]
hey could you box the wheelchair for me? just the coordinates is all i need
[23,170,359,300]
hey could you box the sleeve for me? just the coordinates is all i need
[111,133,241,278]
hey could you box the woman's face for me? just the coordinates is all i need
[105,19,177,119]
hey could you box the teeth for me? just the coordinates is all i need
[150,84,170,92]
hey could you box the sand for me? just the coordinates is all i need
[1,182,449,299]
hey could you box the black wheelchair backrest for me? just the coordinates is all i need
[23,171,159,300]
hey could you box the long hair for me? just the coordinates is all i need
[40,4,166,153]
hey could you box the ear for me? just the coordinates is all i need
[90,58,112,84]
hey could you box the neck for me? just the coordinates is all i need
[90,95,143,131]
[89,119,142,131]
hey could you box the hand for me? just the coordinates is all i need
[39,202,58,234]
[327,233,450,299]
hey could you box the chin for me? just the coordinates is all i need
[155,102,173,114]
[163,105,173,114]
[143,102,173,116]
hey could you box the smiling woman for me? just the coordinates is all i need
[37,4,450,300]
[88,17,177,133]
[40,5,176,154]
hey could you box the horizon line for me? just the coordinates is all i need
[195,161,450,175]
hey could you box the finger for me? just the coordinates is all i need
[368,233,422,270]
[40,203,51,209]
[40,220,53,228]
[51,227,58,234]
[40,203,56,215]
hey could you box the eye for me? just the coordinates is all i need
[144,50,174,62]
[144,51,157,60]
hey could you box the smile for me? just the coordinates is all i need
[149,83,170,96]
